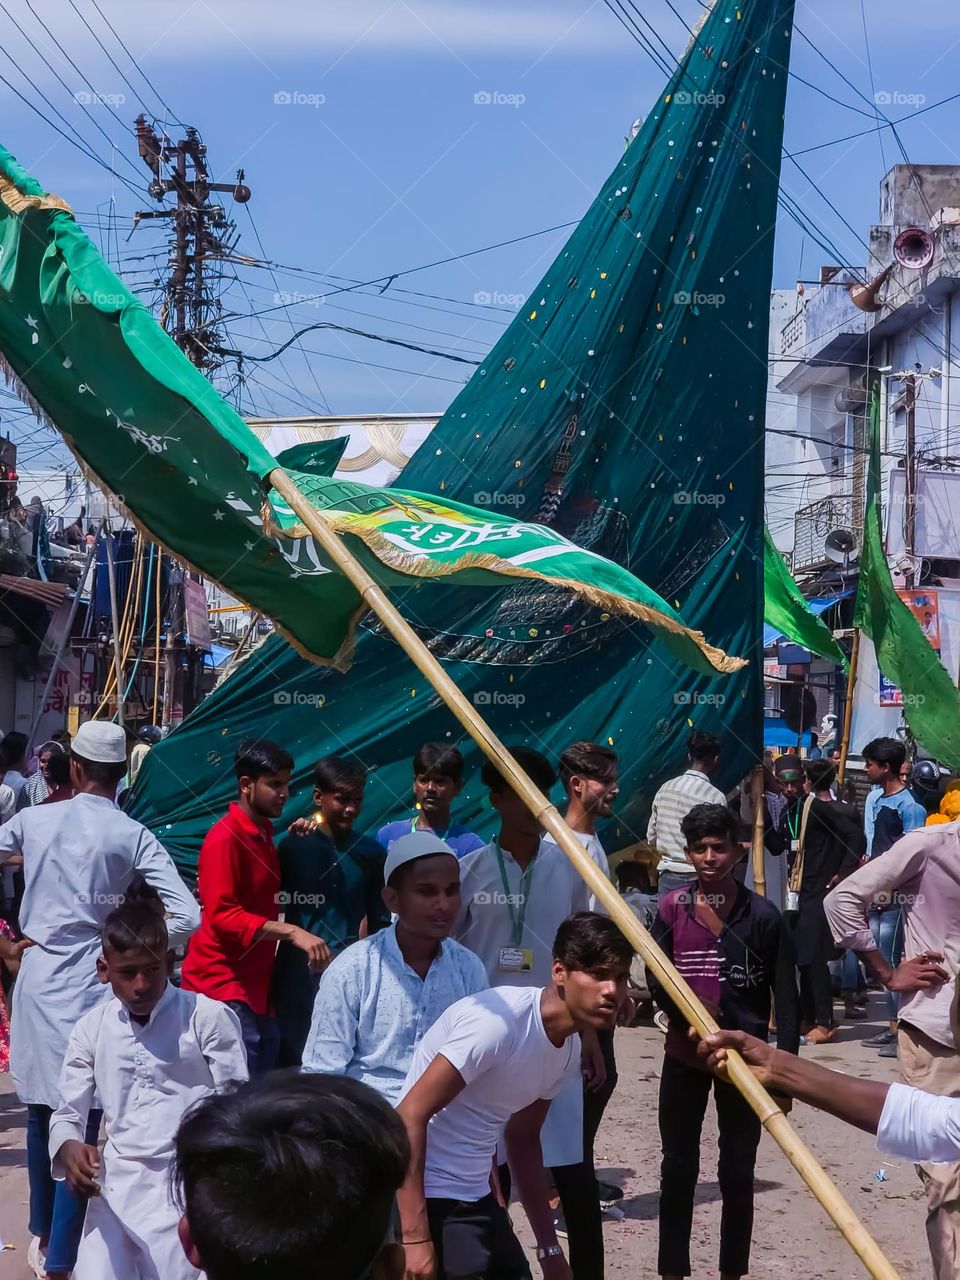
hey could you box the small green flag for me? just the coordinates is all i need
[0,146,744,680]
[854,386,960,766]
[763,526,848,668]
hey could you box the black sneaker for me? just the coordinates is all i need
[877,1041,898,1058]
[863,1029,897,1048]
[596,1180,623,1203]
[553,1209,568,1240]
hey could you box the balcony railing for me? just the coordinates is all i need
[793,493,854,572]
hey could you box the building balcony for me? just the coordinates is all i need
[793,493,854,573]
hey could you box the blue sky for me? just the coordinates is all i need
[2,0,960,461]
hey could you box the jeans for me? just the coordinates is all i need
[226,1000,281,1076]
[658,1054,761,1278]
[657,870,697,899]
[868,908,903,1022]
[427,1192,531,1280]
[840,947,864,995]
[27,1104,102,1273]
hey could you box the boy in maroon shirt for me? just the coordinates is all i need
[181,739,329,1075]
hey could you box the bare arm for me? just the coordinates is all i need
[504,1100,571,1279]
[395,1055,468,1280]
[254,919,332,971]
[699,1029,890,1135]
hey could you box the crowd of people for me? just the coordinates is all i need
[0,717,955,1280]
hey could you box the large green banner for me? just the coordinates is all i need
[126,0,794,869]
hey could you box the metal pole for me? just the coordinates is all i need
[103,521,125,726]
[904,374,917,587]
[27,531,99,744]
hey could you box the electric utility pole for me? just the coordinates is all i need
[132,119,253,725]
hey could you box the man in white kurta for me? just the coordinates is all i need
[49,973,247,1278]
[0,721,199,1277]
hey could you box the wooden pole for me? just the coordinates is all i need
[750,763,766,898]
[268,468,899,1280]
[102,521,125,727]
[837,629,861,787]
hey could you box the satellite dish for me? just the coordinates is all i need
[782,684,818,735]
[825,527,860,566]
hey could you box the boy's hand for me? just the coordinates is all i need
[58,1140,101,1197]
[289,927,332,972]
[402,1239,436,1280]
[286,816,317,838]
[695,1028,777,1085]
[888,952,948,992]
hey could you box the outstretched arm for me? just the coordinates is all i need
[504,1100,572,1280]
[698,1029,889,1133]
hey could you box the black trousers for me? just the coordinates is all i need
[427,1193,531,1280]
[549,1028,618,1280]
[658,1053,761,1278]
[798,959,834,1029]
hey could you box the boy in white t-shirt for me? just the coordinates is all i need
[396,912,633,1280]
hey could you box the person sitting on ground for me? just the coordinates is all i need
[377,742,484,858]
[396,912,633,1280]
[301,831,487,1102]
[650,803,799,1280]
[697,1026,960,1166]
[648,730,725,898]
[49,892,247,1280]
[174,1072,409,1280]
[274,754,389,1066]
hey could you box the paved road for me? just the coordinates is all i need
[0,995,933,1277]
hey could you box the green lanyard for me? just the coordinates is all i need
[786,805,801,842]
[493,840,537,947]
[410,813,450,839]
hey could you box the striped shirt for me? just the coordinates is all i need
[647,769,726,875]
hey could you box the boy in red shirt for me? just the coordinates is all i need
[181,739,329,1074]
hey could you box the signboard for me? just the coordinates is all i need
[878,589,940,705]
[182,576,213,651]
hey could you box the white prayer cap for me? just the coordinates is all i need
[383,831,458,886]
[72,721,127,764]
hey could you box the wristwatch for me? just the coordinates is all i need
[536,1244,564,1261]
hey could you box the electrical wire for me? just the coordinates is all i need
[86,0,185,127]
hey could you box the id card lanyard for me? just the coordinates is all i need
[494,840,536,946]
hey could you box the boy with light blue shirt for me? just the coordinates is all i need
[301,832,487,1102]
[377,743,485,860]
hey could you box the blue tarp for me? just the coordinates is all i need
[763,589,853,650]
[763,717,812,748]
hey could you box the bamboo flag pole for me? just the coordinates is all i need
[837,629,862,788]
[269,469,899,1280]
[750,763,766,898]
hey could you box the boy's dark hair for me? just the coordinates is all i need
[805,759,837,792]
[553,911,633,971]
[413,742,464,785]
[174,1072,410,1280]
[481,747,556,796]
[862,736,906,772]
[45,751,71,789]
[71,753,127,787]
[680,802,739,847]
[235,739,293,783]
[687,730,721,765]
[0,732,27,769]
[102,883,168,958]
[558,741,618,788]
[314,754,367,793]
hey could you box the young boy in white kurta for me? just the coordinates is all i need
[48,898,248,1280]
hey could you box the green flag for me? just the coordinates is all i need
[855,386,960,765]
[763,526,848,668]
[0,147,742,679]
